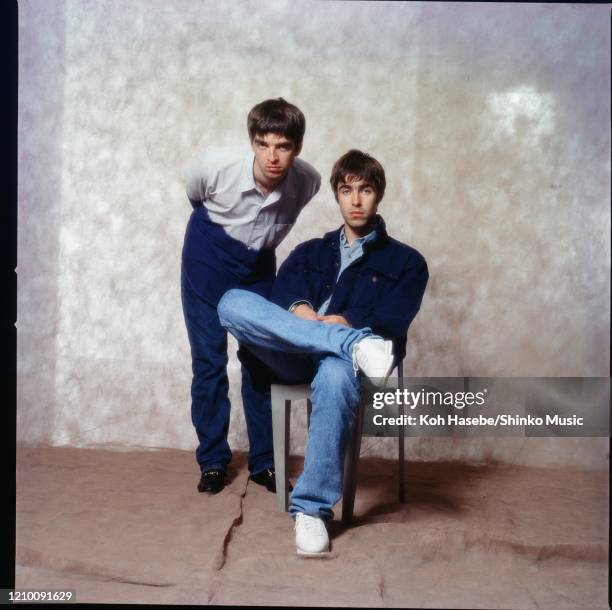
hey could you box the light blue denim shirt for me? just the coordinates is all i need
[316,226,377,315]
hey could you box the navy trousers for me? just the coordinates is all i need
[181,272,274,475]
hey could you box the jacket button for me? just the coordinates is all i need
[371,276,377,283]
[325,284,331,289]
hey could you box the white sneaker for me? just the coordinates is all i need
[294,512,329,555]
[352,336,394,384]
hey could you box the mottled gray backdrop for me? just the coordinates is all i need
[18,1,610,468]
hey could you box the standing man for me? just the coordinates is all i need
[181,98,321,494]
[217,149,429,554]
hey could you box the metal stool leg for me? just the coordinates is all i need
[341,401,364,523]
[271,386,291,513]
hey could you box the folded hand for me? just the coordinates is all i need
[316,314,351,327]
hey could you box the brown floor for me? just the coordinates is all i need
[15,444,609,608]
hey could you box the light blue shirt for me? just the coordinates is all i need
[317,226,378,315]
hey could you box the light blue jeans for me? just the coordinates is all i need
[217,288,372,520]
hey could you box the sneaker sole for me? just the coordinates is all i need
[297,548,331,557]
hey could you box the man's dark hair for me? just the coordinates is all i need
[330,149,386,203]
[247,98,306,150]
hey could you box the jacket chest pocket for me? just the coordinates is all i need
[350,267,393,305]
[366,270,383,295]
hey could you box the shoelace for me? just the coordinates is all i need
[352,344,360,377]
[352,337,391,379]
[295,513,326,534]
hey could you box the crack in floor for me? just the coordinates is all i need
[213,483,248,572]
[106,577,174,588]
[207,476,250,603]
[376,571,385,602]
[370,556,386,602]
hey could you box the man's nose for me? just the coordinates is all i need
[351,191,361,205]
[268,148,279,163]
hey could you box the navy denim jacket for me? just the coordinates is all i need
[270,216,429,361]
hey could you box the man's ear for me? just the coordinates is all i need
[295,143,302,156]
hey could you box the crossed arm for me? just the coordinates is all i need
[273,242,351,326]
[292,304,350,327]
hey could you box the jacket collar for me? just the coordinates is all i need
[323,215,388,249]
[323,216,404,278]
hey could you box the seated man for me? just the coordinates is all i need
[217,149,429,555]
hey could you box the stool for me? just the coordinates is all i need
[271,359,405,523]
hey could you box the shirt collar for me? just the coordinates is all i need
[340,225,378,249]
[323,215,388,248]
[239,151,297,198]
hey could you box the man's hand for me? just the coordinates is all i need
[316,314,351,327]
[292,303,319,321]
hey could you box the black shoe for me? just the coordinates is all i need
[198,469,226,493]
[249,468,293,493]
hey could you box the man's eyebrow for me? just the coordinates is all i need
[254,137,294,148]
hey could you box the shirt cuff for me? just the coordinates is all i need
[288,300,314,313]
